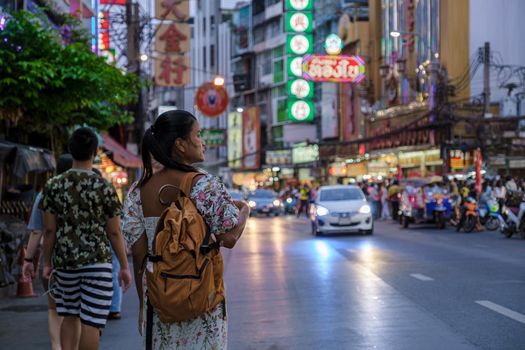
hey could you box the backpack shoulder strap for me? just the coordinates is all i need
[180,172,203,198]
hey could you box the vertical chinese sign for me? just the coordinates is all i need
[285,0,314,122]
[242,107,261,169]
[227,112,243,169]
[154,0,190,87]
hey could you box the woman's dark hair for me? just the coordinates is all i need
[139,110,199,186]
[68,127,98,161]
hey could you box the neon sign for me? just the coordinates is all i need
[302,54,366,83]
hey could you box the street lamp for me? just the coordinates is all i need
[140,54,148,62]
[390,31,401,38]
[213,75,225,86]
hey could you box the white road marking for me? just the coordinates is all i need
[475,300,525,325]
[410,273,434,281]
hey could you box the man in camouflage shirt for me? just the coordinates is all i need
[41,127,131,349]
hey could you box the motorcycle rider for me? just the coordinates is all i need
[456,182,474,232]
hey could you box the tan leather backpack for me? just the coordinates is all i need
[145,172,225,324]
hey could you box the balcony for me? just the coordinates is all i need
[253,0,283,27]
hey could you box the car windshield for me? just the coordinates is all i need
[320,188,364,201]
[249,190,275,198]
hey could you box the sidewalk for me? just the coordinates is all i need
[0,269,142,350]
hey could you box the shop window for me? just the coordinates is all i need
[210,45,215,68]
[272,45,284,84]
[277,99,287,123]
[273,59,284,83]
[254,27,265,44]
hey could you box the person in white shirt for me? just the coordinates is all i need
[505,176,518,193]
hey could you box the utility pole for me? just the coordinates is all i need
[483,41,491,116]
[126,1,144,148]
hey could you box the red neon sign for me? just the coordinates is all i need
[302,54,365,83]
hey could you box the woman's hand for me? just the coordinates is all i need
[218,232,237,248]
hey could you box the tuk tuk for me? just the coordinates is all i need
[399,177,452,229]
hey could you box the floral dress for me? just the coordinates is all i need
[121,174,239,350]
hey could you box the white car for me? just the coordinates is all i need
[310,185,373,236]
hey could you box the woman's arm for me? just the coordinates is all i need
[217,201,250,249]
[131,232,148,335]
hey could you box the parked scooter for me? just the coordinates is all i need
[458,197,479,233]
[500,196,525,239]
[479,199,502,231]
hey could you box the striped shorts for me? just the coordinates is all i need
[52,263,113,329]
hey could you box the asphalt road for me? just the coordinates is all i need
[1,216,524,349]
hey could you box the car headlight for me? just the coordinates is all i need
[273,199,281,207]
[316,205,329,216]
[249,200,257,208]
[286,198,293,204]
[359,204,371,214]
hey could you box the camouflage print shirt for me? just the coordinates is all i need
[39,168,122,269]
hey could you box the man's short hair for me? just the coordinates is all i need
[68,127,98,161]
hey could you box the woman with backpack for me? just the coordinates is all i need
[121,110,250,349]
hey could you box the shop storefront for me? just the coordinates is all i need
[398,149,442,178]
[292,143,319,183]
[97,134,142,200]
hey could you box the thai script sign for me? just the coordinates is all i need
[201,129,226,147]
[302,54,365,83]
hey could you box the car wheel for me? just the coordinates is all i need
[363,225,374,235]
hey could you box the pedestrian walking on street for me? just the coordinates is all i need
[296,183,310,218]
[22,154,73,350]
[381,183,391,220]
[121,110,250,349]
[40,128,132,350]
[387,180,400,221]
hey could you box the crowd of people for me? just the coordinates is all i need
[355,175,525,225]
[275,174,525,224]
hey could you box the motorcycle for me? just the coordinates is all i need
[283,195,298,215]
[500,195,525,239]
[479,200,502,231]
[460,197,479,233]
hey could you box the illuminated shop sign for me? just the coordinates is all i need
[287,56,304,77]
[302,54,366,83]
[287,78,314,99]
[324,33,343,55]
[292,143,319,164]
[285,0,312,11]
[285,12,313,33]
[287,99,314,122]
[286,34,313,55]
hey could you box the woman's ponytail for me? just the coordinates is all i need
[138,128,155,187]
[138,110,200,187]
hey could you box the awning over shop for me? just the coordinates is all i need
[100,135,142,169]
[0,141,56,177]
